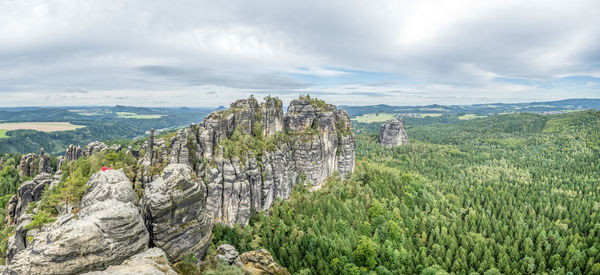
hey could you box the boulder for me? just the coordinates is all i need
[142,164,212,262]
[215,244,239,264]
[82,248,176,275]
[7,169,149,275]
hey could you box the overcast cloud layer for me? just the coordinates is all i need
[1,0,600,106]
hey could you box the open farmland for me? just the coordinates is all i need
[458,114,488,120]
[351,112,395,123]
[0,122,85,132]
[116,112,165,119]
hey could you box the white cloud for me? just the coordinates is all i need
[0,0,599,106]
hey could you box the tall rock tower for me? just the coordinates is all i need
[379,118,409,147]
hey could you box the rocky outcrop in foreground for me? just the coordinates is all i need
[6,170,149,274]
[82,248,176,275]
[380,118,409,147]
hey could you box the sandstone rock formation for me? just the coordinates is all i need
[82,248,177,275]
[6,169,149,274]
[142,164,212,261]
[138,96,355,229]
[85,141,109,156]
[5,173,61,226]
[215,244,239,264]
[38,148,52,174]
[18,153,36,178]
[64,144,83,163]
[212,244,288,275]
[380,118,409,147]
[236,249,290,275]
[61,141,122,170]
[3,96,355,273]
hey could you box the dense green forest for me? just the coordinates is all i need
[211,110,600,274]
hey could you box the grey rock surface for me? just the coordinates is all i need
[142,164,212,261]
[85,141,109,156]
[38,148,52,174]
[138,96,356,228]
[82,248,177,275]
[379,118,409,147]
[235,249,290,275]
[7,173,61,227]
[7,169,149,275]
[64,144,83,163]
[18,153,36,178]
[216,244,239,264]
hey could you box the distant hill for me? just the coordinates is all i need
[340,98,600,117]
[0,106,216,154]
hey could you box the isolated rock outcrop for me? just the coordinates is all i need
[82,248,177,275]
[7,169,149,275]
[379,118,409,147]
[142,164,212,261]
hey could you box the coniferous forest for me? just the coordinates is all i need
[210,110,600,274]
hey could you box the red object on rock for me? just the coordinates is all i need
[101,166,107,171]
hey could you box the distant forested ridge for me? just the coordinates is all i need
[0,106,212,154]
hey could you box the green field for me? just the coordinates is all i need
[352,113,395,123]
[0,129,7,138]
[458,114,488,120]
[420,113,443,118]
[116,112,165,119]
[0,122,85,132]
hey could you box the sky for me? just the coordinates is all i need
[1,0,600,107]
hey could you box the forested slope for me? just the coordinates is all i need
[211,110,600,274]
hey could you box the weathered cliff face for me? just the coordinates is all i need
[5,173,61,227]
[38,148,52,174]
[64,144,83,163]
[18,153,37,178]
[139,97,355,229]
[142,164,212,262]
[379,118,409,147]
